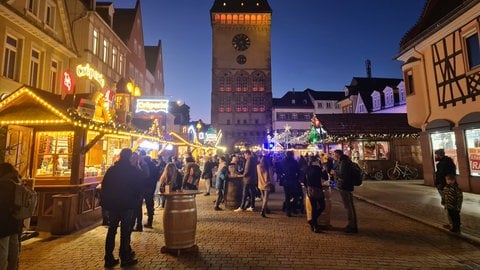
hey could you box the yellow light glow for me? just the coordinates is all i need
[76,63,106,88]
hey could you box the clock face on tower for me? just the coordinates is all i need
[232,33,250,51]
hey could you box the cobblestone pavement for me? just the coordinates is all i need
[19,181,480,270]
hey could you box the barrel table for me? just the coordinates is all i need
[224,177,243,210]
[160,190,202,255]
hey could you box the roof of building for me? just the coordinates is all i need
[316,113,420,136]
[344,77,403,112]
[272,90,314,108]
[399,0,474,52]
[144,41,161,74]
[304,88,345,101]
[210,0,272,13]
[112,5,137,43]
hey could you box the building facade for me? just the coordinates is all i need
[210,0,273,151]
[0,0,170,233]
[397,0,480,193]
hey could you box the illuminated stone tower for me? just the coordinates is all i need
[210,0,272,151]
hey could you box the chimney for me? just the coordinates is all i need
[365,59,372,78]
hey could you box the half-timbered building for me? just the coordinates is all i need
[397,0,480,193]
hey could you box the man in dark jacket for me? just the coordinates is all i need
[100,148,142,267]
[434,149,457,205]
[0,163,23,270]
[234,150,258,211]
[202,156,216,196]
[331,150,357,233]
[281,151,301,217]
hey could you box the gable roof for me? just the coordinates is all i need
[210,0,272,13]
[112,6,137,43]
[273,90,314,108]
[316,113,420,137]
[0,86,88,125]
[144,41,161,74]
[304,88,345,101]
[399,0,476,52]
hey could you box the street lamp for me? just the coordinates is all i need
[126,81,141,124]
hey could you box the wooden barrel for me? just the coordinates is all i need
[163,194,197,249]
[224,177,243,210]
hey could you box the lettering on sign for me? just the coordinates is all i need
[76,63,105,88]
[135,99,169,113]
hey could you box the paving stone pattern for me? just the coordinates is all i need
[19,180,480,269]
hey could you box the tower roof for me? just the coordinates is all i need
[210,0,272,13]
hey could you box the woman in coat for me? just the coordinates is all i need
[257,155,274,218]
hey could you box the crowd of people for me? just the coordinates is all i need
[97,147,363,267]
[0,147,463,269]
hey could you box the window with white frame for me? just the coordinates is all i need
[50,60,58,93]
[103,39,109,63]
[3,35,18,80]
[404,69,415,95]
[465,32,480,70]
[317,102,323,109]
[29,49,40,87]
[112,47,117,70]
[326,102,332,109]
[398,82,406,104]
[119,53,124,75]
[27,0,38,16]
[384,87,394,107]
[372,92,381,111]
[45,2,56,28]
[93,29,99,55]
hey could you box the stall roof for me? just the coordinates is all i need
[316,113,420,137]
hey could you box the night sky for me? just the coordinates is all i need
[112,0,426,122]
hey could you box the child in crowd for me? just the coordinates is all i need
[443,174,463,233]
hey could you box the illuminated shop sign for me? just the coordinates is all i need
[76,63,105,88]
[135,99,169,113]
[61,70,75,93]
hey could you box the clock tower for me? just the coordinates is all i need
[210,0,272,151]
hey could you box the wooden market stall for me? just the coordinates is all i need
[0,86,164,233]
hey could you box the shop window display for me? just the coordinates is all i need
[430,131,459,174]
[35,132,73,177]
[350,140,390,161]
[465,129,480,176]
[85,132,130,177]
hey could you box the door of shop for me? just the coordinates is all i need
[3,125,33,177]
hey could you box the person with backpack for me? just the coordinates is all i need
[0,163,24,270]
[182,157,202,190]
[330,149,358,233]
